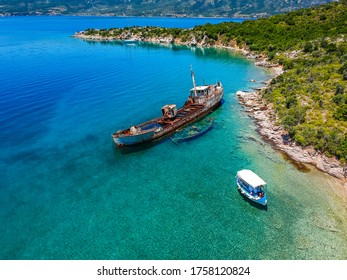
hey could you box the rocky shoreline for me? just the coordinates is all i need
[237,89,347,181]
[73,31,347,182]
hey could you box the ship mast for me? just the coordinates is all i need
[190,65,197,97]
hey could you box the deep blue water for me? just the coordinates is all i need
[1,16,347,260]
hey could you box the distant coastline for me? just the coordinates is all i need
[0,13,251,19]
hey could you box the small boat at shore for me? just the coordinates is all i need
[236,169,268,206]
[171,118,214,144]
[112,67,223,147]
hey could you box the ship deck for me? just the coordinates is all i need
[158,103,205,127]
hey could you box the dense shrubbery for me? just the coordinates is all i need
[262,33,347,161]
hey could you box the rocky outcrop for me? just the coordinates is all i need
[237,90,347,180]
[73,31,201,47]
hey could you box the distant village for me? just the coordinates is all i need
[0,10,270,18]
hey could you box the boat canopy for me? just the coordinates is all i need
[236,169,266,188]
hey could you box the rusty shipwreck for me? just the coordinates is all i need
[112,67,224,147]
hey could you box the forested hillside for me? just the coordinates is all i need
[0,0,336,17]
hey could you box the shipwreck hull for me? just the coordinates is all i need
[113,95,222,147]
[112,130,157,146]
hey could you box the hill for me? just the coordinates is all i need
[0,0,337,17]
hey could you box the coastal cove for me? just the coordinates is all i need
[73,22,347,181]
[1,16,347,259]
[74,1,347,181]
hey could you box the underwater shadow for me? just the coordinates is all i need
[112,138,170,155]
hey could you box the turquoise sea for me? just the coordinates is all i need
[1,16,347,260]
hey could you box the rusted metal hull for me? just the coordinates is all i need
[112,129,157,146]
[112,92,223,147]
[153,97,222,142]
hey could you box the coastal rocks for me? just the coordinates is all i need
[159,37,174,44]
[190,36,197,46]
[244,53,280,68]
[199,35,208,47]
[285,50,301,59]
[237,89,347,181]
[255,60,279,68]
[236,90,268,113]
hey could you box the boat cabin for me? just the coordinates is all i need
[190,85,214,104]
[236,169,266,196]
[190,85,210,97]
[161,104,177,119]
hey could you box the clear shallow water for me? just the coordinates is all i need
[1,16,347,260]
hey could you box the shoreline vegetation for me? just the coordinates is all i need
[73,1,347,182]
